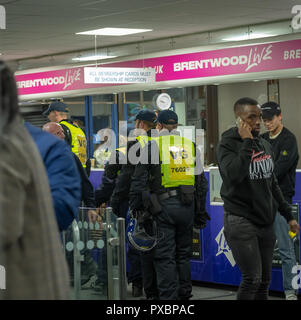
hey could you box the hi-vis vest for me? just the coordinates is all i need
[136,135,153,148]
[157,135,195,188]
[60,120,87,167]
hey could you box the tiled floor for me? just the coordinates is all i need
[73,282,286,300]
[126,283,285,300]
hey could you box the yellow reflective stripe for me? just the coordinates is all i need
[136,135,152,148]
[60,120,87,167]
[116,147,126,155]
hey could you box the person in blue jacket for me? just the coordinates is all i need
[25,122,81,231]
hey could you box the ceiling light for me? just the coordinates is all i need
[72,55,117,61]
[222,32,276,42]
[76,27,152,36]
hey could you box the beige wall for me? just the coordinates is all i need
[217,79,301,168]
[279,78,301,168]
[218,81,267,138]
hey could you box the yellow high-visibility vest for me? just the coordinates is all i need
[156,135,195,188]
[60,120,87,167]
[136,135,153,148]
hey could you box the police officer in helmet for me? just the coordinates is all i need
[130,109,209,300]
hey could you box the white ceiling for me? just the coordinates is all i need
[0,0,299,64]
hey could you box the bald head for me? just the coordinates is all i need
[43,122,65,140]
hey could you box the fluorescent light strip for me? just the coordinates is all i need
[72,55,117,61]
[76,27,152,36]
[222,33,276,42]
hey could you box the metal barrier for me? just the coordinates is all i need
[72,219,83,299]
[63,207,126,300]
[117,217,127,300]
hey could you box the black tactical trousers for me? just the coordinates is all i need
[141,249,158,299]
[154,196,194,300]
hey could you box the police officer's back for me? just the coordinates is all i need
[43,101,88,170]
[129,110,209,300]
[95,110,157,298]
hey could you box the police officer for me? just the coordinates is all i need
[95,109,158,297]
[43,101,88,170]
[130,109,209,300]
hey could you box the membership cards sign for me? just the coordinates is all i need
[84,67,155,84]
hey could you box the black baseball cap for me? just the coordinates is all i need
[261,102,281,120]
[135,109,157,123]
[43,101,69,116]
[157,110,178,125]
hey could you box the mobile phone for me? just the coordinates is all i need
[235,116,243,127]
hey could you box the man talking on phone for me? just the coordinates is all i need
[216,97,300,300]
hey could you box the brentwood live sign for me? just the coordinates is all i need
[15,38,301,97]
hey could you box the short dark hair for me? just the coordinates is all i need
[234,97,258,115]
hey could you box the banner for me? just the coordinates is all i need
[15,38,301,97]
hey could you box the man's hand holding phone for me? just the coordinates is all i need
[237,117,253,140]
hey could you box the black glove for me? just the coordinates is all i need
[193,211,211,230]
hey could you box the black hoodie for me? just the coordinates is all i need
[216,127,293,226]
[261,127,299,202]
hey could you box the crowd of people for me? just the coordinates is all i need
[0,60,300,300]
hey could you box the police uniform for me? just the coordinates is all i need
[130,110,209,300]
[43,101,88,168]
[60,119,87,168]
[96,110,158,297]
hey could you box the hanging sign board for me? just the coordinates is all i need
[15,38,301,98]
[84,67,155,84]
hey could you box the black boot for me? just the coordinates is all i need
[132,280,143,297]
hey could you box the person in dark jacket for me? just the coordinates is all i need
[42,122,96,209]
[101,112,158,298]
[130,110,209,300]
[216,97,300,300]
[26,122,81,231]
[42,122,98,285]
[261,101,299,300]
[43,102,90,174]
